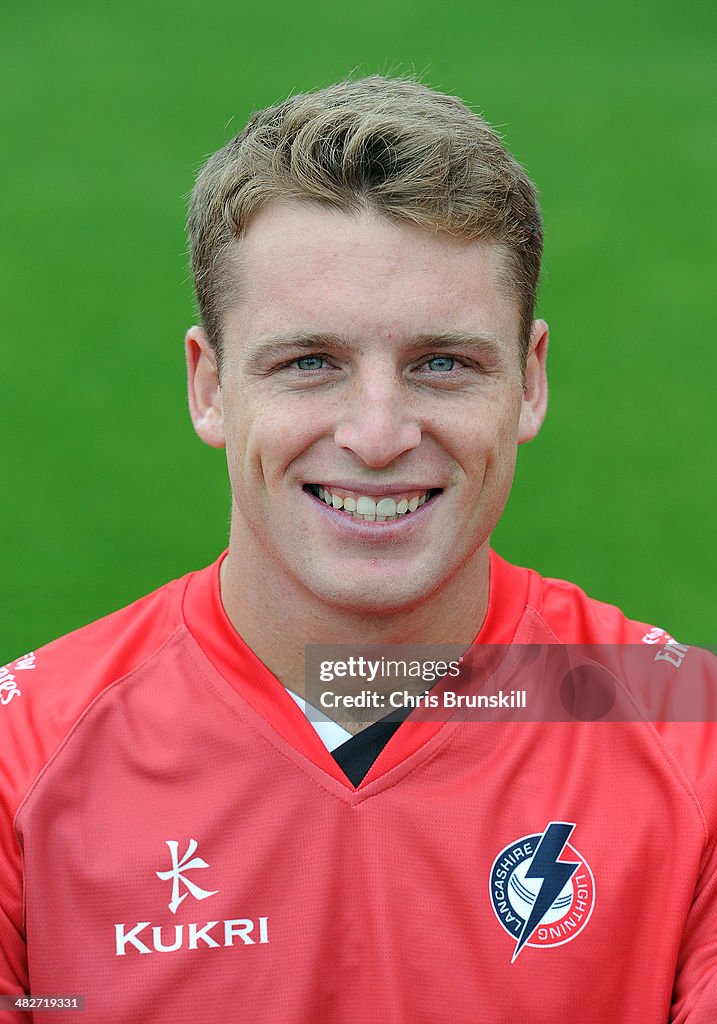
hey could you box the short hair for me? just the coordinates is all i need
[188,76,543,365]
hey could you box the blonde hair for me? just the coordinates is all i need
[188,76,542,362]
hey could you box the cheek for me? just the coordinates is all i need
[224,400,325,488]
[451,407,516,465]
[451,405,520,498]
[485,393,523,449]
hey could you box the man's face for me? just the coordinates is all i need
[188,203,547,614]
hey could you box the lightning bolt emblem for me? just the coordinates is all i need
[512,821,579,962]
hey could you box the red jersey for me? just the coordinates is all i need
[1,551,716,1022]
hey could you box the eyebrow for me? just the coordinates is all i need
[246,329,506,362]
[247,332,356,362]
[409,331,505,358]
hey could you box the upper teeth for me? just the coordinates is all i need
[315,487,429,521]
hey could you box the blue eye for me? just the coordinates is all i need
[426,357,455,372]
[295,356,325,370]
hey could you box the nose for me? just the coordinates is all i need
[333,373,422,467]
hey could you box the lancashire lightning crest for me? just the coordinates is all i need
[489,822,595,961]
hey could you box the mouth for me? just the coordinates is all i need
[305,484,441,522]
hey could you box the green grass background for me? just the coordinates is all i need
[2,0,714,659]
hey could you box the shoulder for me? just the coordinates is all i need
[521,562,663,644]
[508,556,717,830]
[0,570,193,817]
[2,570,189,702]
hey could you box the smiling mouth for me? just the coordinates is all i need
[306,485,440,522]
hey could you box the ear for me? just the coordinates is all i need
[518,319,549,444]
[185,326,225,448]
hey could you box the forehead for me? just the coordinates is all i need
[222,202,521,345]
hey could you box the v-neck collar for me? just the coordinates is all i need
[181,549,531,790]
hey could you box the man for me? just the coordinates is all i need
[1,76,716,1022]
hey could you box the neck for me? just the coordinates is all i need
[220,537,491,699]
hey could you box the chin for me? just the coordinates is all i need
[305,571,444,618]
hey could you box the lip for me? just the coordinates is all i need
[303,485,438,536]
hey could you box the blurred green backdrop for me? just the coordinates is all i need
[2,0,714,659]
